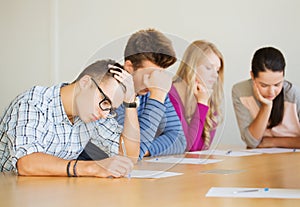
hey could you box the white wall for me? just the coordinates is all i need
[1,0,300,147]
[0,0,51,110]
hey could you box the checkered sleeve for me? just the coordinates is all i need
[90,118,123,157]
[10,100,47,169]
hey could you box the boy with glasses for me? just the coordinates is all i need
[0,59,139,177]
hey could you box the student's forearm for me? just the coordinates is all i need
[17,153,101,177]
[248,104,272,140]
[186,104,208,150]
[17,152,96,176]
[17,153,133,177]
[258,137,300,148]
[121,108,140,162]
[147,132,186,156]
[138,99,166,157]
[17,153,69,176]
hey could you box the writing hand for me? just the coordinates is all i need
[95,156,134,178]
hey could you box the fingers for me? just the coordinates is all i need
[195,82,212,95]
[108,64,136,102]
[109,68,122,73]
[108,64,123,71]
[109,156,133,178]
[194,82,212,105]
[143,69,172,92]
[252,81,263,100]
[196,83,205,92]
[108,65,135,103]
[96,156,134,178]
[143,74,150,87]
[252,81,272,106]
[109,65,129,81]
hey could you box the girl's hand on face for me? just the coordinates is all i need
[252,81,273,106]
[109,64,136,103]
[194,81,212,105]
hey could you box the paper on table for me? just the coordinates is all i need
[245,148,299,154]
[188,149,261,157]
[127,170,183,178]
[146,157,222,164]
[206,187,300,199]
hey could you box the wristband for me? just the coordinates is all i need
[66,160,72,177]
[123,101,137,108]
[73,159,79,177]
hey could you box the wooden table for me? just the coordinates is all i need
[1,152,300,207]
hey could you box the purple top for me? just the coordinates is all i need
[169,84,216,151]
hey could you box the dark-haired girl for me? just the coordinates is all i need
[232,46,300,148]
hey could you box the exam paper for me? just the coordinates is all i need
[188,149,262,157]
[146,157,222,164]
[206,187,300,199]
[127,170,183,178]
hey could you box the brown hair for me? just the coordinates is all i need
[124,28,177,70]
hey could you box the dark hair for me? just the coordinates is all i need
[73,59,120,83]
[124,28,177,70]
[251,47,285,128]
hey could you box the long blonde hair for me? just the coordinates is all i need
[174,40,224,148]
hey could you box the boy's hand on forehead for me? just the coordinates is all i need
[132,67,156,82]
[108,64,136,103]
[144,69,172,89]
[143,68,173,102]
[133,67,164,91]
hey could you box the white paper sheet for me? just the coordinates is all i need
[146,157,222,165]
[188,149,262,157]
[206,187,300,199]
[127,170,183,178]
[245,148,299,154]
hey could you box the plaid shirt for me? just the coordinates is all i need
[0,83,122,172]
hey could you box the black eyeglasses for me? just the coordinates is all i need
[91,78,117,118]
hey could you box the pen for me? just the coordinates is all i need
[121,140,127,157]
[233,189,259,194]
[226,150,232,155]
[121,140,131,179]
[233,188,269,194]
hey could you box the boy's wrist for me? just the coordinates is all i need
[149,89,167,103]
[123,101,137,108]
